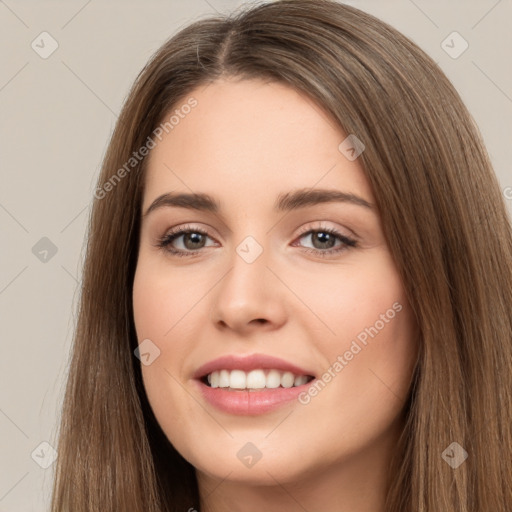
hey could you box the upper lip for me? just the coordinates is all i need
[193,353,316,380]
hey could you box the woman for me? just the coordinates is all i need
[51,1,512,510]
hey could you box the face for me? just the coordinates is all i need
[132,77,418,488]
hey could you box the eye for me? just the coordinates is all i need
[155,223,357,258]
[293,225,357,257]
[155,224,217,258]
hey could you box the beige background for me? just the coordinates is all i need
[0,0,511,510]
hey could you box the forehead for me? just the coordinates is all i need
[142,77,373,212]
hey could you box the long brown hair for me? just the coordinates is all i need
[51,1,512,510]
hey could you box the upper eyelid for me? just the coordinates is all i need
[163,222,351,237]
[296,222,354,236]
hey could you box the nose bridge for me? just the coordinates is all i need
[211,231,286,330]
[224,233,271,306]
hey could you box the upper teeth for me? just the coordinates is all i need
[207,369,310,389]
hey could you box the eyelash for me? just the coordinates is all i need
[155,223,357,258]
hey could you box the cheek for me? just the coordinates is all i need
[286,249,412,347]
[289,250,418,421]
[133,270,196,466]
[132,256,211,454]
[132,254,205,341]
[139,364,204,470]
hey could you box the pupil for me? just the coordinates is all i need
[185,233,204,249]
[314,232,335,249]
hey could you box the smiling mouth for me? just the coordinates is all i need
[200,369,315,391]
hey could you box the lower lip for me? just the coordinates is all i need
[195,379,315,415]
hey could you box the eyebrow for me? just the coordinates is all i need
[143,188,374,218]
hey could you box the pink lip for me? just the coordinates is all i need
[192,353,316,415]
[194,380,315,415]
[193,353,315,380]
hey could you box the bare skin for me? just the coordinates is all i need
[132,77,419,512]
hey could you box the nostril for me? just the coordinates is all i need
[251,318,267,325]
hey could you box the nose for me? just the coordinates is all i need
[210,240,287,334]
